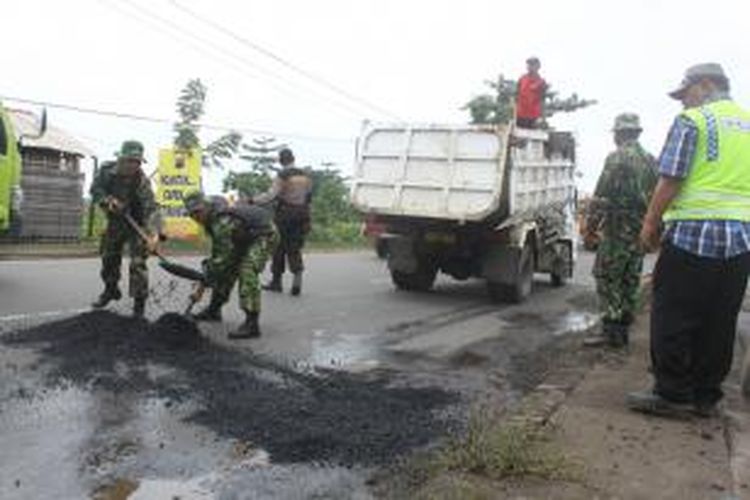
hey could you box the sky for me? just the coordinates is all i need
[3,0,749,195]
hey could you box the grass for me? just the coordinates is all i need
[393,408,579,500]
[434,413,574,481]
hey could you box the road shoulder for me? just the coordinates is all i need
[388,301,750,499]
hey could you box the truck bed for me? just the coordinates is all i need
[350,123,576,224]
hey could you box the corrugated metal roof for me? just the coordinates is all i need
[8,109,94,157]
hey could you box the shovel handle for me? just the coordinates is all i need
[122,212,165,259]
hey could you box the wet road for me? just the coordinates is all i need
[0,250,604,499]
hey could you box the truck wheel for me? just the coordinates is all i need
[391,266,437,292]
[375,238,389,259]
[487,243,534,304]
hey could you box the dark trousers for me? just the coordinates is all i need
[651,243,750,405]
[271,219,306,276]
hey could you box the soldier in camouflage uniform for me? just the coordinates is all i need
[90,141,160,317]
[183,191,278,339]
[585,114,658,347]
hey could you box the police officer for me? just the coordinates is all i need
[584,113,657,347]
[183,191,278,339]
[90,140,160,317]
[253,148,312,296]
[629,63,750,417]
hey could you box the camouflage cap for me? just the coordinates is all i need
[116,140,147,162]
[613,113,642,132]
[669,63,728,100]
[183,191,206,213]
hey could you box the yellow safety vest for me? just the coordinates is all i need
[663,100,750,222]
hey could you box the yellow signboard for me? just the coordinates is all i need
[156,148,202,239]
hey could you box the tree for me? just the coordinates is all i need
[463,74,517,125]
[173,78,243,168]
[223,136,288,198]
[174,79,207,151]
[463,73,597,125]
[239,136,287,173]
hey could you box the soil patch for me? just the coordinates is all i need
[3,311,457,466]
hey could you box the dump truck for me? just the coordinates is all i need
[0,101,46,235]
[350,122,577,303]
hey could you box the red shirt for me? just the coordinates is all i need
[516,73,546,120]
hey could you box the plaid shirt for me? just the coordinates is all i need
[659,99,750,259]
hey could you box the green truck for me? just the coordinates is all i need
[0,101,46,234]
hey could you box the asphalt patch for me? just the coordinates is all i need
[3,311,457,466]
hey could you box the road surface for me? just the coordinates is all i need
[0,250,603,499]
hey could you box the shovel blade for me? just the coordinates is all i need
[158,260,205,282]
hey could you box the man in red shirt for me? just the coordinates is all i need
[516,57,547,128]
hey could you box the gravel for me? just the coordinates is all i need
[3,311,457,466]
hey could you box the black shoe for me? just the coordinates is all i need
[192,305,222,322]
[92,287,122,308]
[626,389,693,417]
[693,401,721,419]
[133,297,146,318]
[609,323,629,348]
[262,278,282,293]
[290,273,302,296]
[228,312,261,339]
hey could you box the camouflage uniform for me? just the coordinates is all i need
[588,114,658,345]
[90,142,158,305]
[184,190,278,338]
[203,210,279,313]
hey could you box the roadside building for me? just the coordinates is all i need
[8,109,92,240]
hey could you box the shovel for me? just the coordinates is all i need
[122,212,205,282]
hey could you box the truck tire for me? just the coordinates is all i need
[391,265,437,292]
[375,238,389,259]
[487,242,534,304]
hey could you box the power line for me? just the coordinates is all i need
[169,0,403,121]
[0,94,354,144]
[101,0,372,121]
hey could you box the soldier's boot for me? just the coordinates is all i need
[262,274,283,293]
[193,296,223,322]
[228,310,261,339]
[92,285,122,309]
[583,320,613,347]
[609,322,630,349]
[133,297,146,318]
[290,272,303,296]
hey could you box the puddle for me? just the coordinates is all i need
[309,330,383,371]
[552,311,599,336]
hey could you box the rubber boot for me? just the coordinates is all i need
[609,322,629,349]
[290,272,302,296]
[228,310,261,339]
[92,285,122,308]
[133,297,146,318]
[193,296,223,322]
[262,274,283,293]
